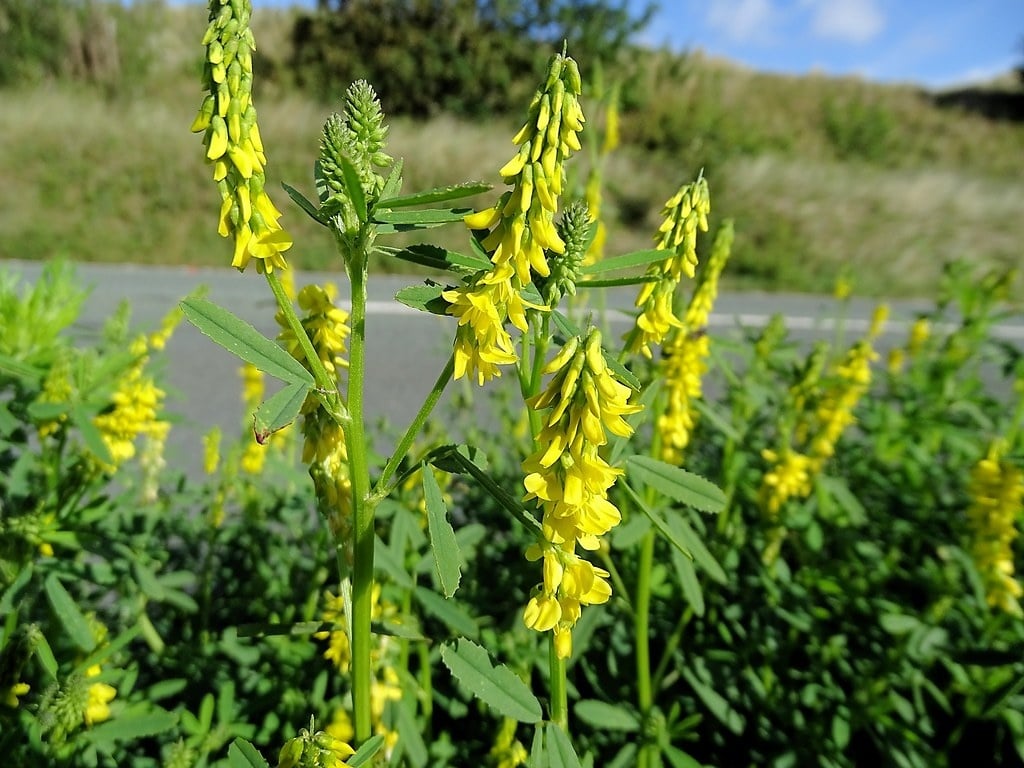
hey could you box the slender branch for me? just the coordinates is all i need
[264,270,349,424]
[548,639,568,731]
[372,351,455,500]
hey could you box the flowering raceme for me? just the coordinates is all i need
[628,176,711,358]
[277,284,353,543]
[658,220,733,464]
[967,440,1023,616]
[192,0,291,272]
[521,328,641,657]
[448,50,585,385]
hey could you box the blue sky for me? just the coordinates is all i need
[251,0,1022,88]
[638,0,1023,88]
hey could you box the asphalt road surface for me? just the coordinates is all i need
[6,260,1022,477]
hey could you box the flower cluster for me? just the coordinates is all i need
[658,220,733,464]
[238,362,268,474]
[966,440,1023,616]
[92,336,169,471]
[447,50,585,385]
[192,0,291,272]
[278,284,353,544]
[521,328,641,657]
[489,718,529,768]
[627,176,711,358]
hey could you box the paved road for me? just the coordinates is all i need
[6,260,1022,476]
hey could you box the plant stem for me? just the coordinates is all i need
[373,352,455,500]
[345,248,375,744]
[635,529,656,768]
[548,638,568,731]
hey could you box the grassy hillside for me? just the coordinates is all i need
[0,3,1021,297]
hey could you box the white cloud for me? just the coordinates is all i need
[805,0,885,45]
[705,0,780,44]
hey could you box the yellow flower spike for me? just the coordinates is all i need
[197,0,290,274]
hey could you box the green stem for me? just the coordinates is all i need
[548,638,568,731]
[635,529,656,768]
[346,247,375,744]
[264,270,348,424]
[651,604,693,694]
[372,352,455,500]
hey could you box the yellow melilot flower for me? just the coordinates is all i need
[83,666,116,727]
[521,329,640,657]
[203,426,222,475]
[489,718,529,768]
[908,317,930,358]
[278,723,356,768]
[93,357,167,470]
[465,50,585,284]
[628,176,711,358]
[442,267,524,386]
[35,352,74,438]
[759,448,814,519]
[4,682,30,708]
[658,220,733,463]
[967,441,1023,616]
[193,0,291,273]
[808,337,877,467]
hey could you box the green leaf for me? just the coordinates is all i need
[545,723,583,768]
[681,666,745,734]
[226,738,270,768]
[254,381,310,440]
[604,352,642,392]
[394,696,429,768]
[34,631,59,680]
[282,182,327,226]
[880,614,921,635]
[691,399,741,442]
[374,208,472,226]
[574,700,640,731]
[72,403,112,465]
[379,158,404,200]
[576,276,659,288]
[348,734,386,767]
[389,244,492,273]
[0,351,42,382]
[87,708,178,747]
[671,548,705,616]
[440,638,542,723]
[414,587,477,639]
[664,512,727,584]
[44,573,95,652]
[622,482,695,562]
[395,284,450,316]
[625,455,726,513]
[422,464,462,598]
[581,249,667,275]
[662,745,702,768]
[378,181,491,208]
[180,298,314,386]
[340,156,368,222]
[0,562,32,615]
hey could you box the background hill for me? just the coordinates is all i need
[0,0,1021,296]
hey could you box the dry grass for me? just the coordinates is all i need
[1,3,1021,296]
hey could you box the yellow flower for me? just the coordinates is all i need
[759,448,814,519]
[658,220,733,463]
[84,666,116,726]
[907,317,930,357]
[521,329,639,656]
[4,682,29,708]
[967,441,1023,616]
[628,176,711,358]
[203,426,222,475]
[194,0,291,273]
[443,269,522,386]
[489,718,529,768]
[465,50,585,285]
[93,352,167,470]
